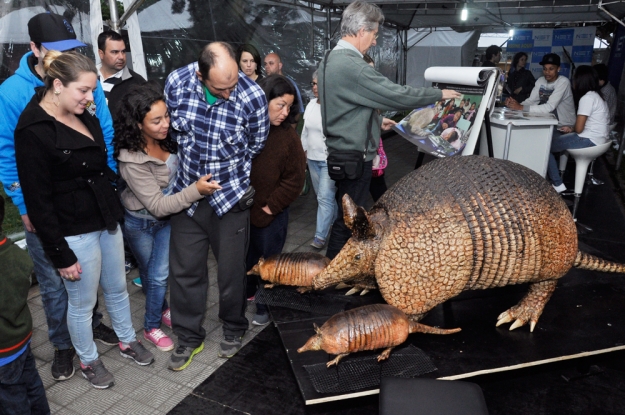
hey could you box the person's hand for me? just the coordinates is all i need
[514,87,522,94]
[21,214,35,233]
[558,126,573,134]
[505,97,522,110]
[442,123,449,130]
[195,174,222,196]
[262,205,273,215]
[441,89,462,100]
[381,117,397,131]
[58,262,82,281]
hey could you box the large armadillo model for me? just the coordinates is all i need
[313,156,625,333]
[248,252,330,293]
[297,304,458,367]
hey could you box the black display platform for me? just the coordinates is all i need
[274,266,625,405]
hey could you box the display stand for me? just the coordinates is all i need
[479,107,558,177]
[274,267,625,405]
[399,67,500,169]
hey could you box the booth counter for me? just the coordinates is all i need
[479,107,558,177]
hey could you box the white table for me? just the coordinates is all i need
[479,107,558,177]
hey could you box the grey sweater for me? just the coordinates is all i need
[118,149,202,219]
[318,45,442,161]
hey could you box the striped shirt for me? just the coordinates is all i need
[164,62,269,217]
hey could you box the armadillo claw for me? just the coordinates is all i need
[360,289,370,296]
[495,311,514,327]
[509,319,525,331]
[296,286,311,294]
[335,282,350,290]
[263,283,275,289]
[377,347,394,362]
[326,353,349,367]
[345,287,359,296]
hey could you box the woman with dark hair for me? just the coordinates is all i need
[506,52,535,103]
[115,83,217,352]
[548,65,609,193]
[236,44,263,82]
[15,51,154,389]
[246,74,306,325]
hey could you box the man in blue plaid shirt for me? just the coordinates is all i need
[164,42,269,369]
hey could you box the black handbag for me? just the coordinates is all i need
[321,50,376,181]
[327,150,365,181]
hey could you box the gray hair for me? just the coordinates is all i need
[340,1,384,37]
[312,69,318,81]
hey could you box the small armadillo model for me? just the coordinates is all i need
[248,252,330,293]
[313,156,625,333]
[297,304,456,367]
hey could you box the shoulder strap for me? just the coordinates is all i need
[321,50,377,157]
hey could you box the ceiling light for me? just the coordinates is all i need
[461,6,468,21]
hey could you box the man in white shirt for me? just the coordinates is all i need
[505,53,576,128]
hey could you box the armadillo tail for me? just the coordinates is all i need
[408,321,462,335]
[574,251,625,273]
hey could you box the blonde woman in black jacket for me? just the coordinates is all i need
[15,51,153,390]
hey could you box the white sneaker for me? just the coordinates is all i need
[552,183,567,193]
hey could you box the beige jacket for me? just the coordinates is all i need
[118,149,202,219]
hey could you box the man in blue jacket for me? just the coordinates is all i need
[0,12,119,382]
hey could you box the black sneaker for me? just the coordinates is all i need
[51,347,75,381]
[93,323,119,345]
[167,343,204,371]
[81,359,114,389]
[218,335,243,358]
[252,313,270,326]
[119,340,154,366]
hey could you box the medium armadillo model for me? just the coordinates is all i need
[313,155,625,333]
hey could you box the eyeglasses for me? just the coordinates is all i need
[310,81,318,86]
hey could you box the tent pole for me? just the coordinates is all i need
[108,0,120,32]
[326,7,331,50]
[118,0,148,30]
[403,28,408,85]
[598,1,625,28]
[311,4,315,57]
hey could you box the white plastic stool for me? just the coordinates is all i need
[565,141,612,232]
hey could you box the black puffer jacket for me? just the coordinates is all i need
[15,92,123,268]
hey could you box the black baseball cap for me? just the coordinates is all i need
[28,12,87,51]
[539,53,561,66]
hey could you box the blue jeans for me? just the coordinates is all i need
[124,212,170,331]
[25,228,102,351]
[0,345,50,415]
[63,225,136,364]
[307,159,338,241]
[548,132,596,186]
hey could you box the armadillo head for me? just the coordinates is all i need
[246,257,264,275]
[297,323,323,353]
[313,194,384,290]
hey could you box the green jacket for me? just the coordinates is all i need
[0,233,33,359]
[318,46,442,161]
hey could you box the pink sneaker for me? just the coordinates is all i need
[161,308,171,328]
[144,328,174,352]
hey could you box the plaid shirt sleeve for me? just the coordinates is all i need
[165,65,269,217]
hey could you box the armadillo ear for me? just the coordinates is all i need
[343,194,358,229]
[258,257,265,265]
[343,194,375,239]
[313,323,321,334]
